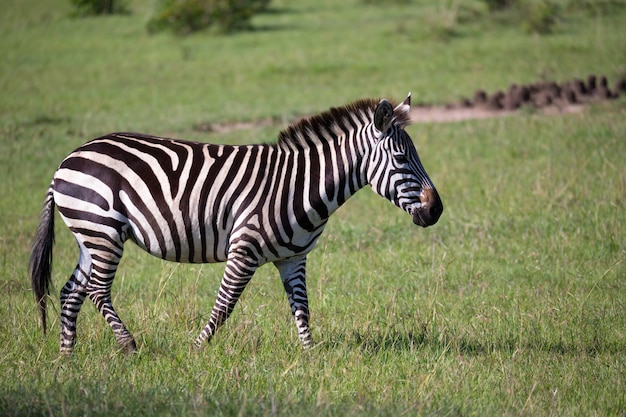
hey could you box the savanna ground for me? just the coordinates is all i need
[1,0,625,416]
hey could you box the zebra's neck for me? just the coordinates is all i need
[277,98,378,150]
[275,100,378,225]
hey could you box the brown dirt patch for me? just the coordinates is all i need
[411,73,624,123]
[193,74,625,133]
[409,102,587,123]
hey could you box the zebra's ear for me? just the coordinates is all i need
[394,93,411,115]
[374,99,394,132]
[392,93,412,128]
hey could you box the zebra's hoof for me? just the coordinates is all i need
[301,337,314,349]
[119,339,138,354]
[192,339,207,350]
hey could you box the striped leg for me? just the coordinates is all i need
[194,257,257,348]
[85,248,136,353]
[87,281,136,353]
[275,256,313,348]
[59,264,89,355]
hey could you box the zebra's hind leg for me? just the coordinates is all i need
[61,258,136,353]
[86,261,137,353]
[274,256,313,348]
[194,257,257,348]
[59,264,89,355]
[87,280,137,353]
[80,237,136,353]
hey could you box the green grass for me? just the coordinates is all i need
[1,0,625,416]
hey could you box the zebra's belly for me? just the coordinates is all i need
[128,220,231,264]
[130,221,318,265]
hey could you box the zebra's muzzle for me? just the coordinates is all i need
[411,188,443,227]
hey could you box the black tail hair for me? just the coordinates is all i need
[29,187,55,334]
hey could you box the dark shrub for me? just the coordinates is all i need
[70,0,128,16]
[519,0,560,34]
[148,0,270,35]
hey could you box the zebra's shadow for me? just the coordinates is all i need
[323,327,620,357]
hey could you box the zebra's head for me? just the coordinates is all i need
[367,94,443,227]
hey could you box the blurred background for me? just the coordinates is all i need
[1,1,624,416]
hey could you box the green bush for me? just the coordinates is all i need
[479,0,514,11]
[519,0,560,34]
[477,0,560,35]
[148,0,270,35]
[568,0,626,15]
[69,0,128,16]
[360,0,412,5]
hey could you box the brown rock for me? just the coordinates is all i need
[533,91,553,107]
[595,85,611,99]
[473,90,488,105]
[547,82,561,98]
[519,86,532,103]
[572,79,587,96]
[459,97,473,108]
[587,74,597,92]
[485,91,504,110]
[562,86,577,104]
[502,95,521,110]
[503,85,523,110]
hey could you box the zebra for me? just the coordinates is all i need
[29,94,443,354]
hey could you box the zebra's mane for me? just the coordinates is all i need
[277,98,410,148]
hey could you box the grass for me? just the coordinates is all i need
[1,0,625,416]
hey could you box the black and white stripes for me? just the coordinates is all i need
[30,95,443,353]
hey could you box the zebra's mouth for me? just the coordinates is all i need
[411,209,428,227]
[408,204,428,227]
[409,198,443,228]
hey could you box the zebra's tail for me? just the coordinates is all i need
[29,184,55,334]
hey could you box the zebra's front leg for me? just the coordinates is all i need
[274,256,313,348]
[194,257,257,348]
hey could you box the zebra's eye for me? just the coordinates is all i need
[395,154,408,164]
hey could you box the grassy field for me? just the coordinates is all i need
[1,0,625,416]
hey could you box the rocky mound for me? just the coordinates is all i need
[196,74,626,132]
[457,74,625,111]
[409,74,625,123]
